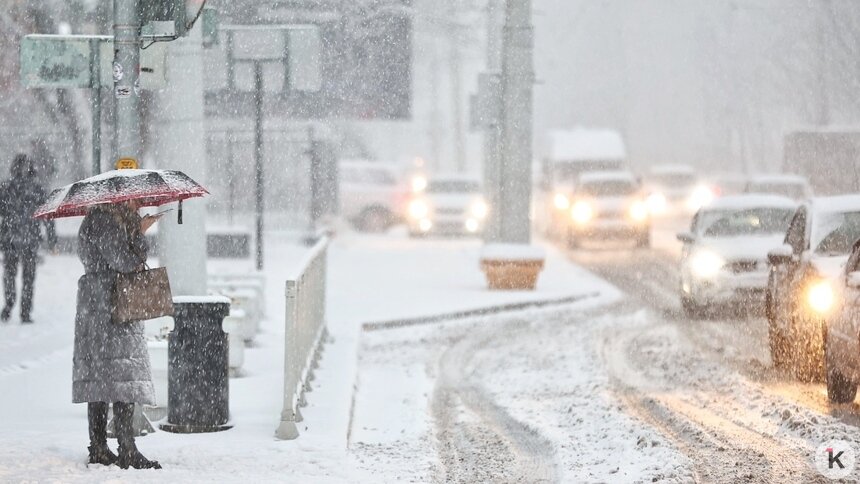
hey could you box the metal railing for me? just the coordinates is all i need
[275,237,329,440]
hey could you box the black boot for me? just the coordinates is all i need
[87,402,117,466]
[114,402,161,470]
[0,306,10,322]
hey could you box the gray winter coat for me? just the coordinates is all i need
[72,206,155,405]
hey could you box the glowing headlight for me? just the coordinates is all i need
[411,175,428,193]
[687,185,715,211]
[629,200,649,222]
[689,250,724,279]
[409,199,429,219]
[807,280,835,314]
[471,200,489,219]
[647,192,667,214]
[571,201,594,225]
[554,193,570,210]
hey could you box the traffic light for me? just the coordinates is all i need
[141,0,206,39]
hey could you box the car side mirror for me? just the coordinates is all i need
[676,232,696,244]
[768,244,794,266]
[848,271,860,289]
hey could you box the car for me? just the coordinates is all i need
[745,174,813,201]
[567,171,650,248]
[339,160,409,232]
[677,195,797,318]
[823,238,860,403]
[406,176,488,237]
[766,195,860,381]
[645,164,716,217]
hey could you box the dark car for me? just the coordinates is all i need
[766,196,860,381]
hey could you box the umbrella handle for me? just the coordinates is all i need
[178,200,183,225]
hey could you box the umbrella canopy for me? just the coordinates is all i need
[34,169,208,220]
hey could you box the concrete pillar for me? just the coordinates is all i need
[151,21,208,296]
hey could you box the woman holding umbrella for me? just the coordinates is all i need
[74,200,163,469]
[35,169,208,470]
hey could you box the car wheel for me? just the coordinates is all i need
[681,294,703,319]
[792,316,826,382]
[567,230,580,249]
[635,231,651,248]
[826,347,858,404]
[356,207,391,232]
[767,315,790,370]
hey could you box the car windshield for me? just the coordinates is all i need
[578,180,636,196]
[427,180,480,193]
[747,182,805,200]
[341,167,396,185]
[551,161,623,183]
[812,211,860,256]
[697,207,794,237]
[649,172,696,187]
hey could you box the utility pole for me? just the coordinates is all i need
[482,0,503,242]
[449,14,466,173]
[497,0,534,243]
[253,62,264,270]
[113,0,141,165]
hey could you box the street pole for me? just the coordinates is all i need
[483,0,503,242]
[89,37,102,175]
[498,0,534,244]
[254,62,264,271]
[113,0,141,165]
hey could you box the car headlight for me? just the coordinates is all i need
[647,192,667,214]
[411,175,428,193]
[554,193,570,210]
[687,185,715,211]
[571,201,594,225]
[409,199,429,219]
[689,250,724,279]
[807,279,835,314]
[471,199,489,219]
[629,200,649,222]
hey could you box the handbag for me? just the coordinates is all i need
[112,266,175,324]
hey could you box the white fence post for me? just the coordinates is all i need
[275,237,329,440]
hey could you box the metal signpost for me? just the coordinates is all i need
[222,25,322,270]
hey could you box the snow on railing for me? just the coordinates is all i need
[275,237,329,440]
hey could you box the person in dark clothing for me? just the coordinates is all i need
[74,201,162,469]
[0,154,56,323]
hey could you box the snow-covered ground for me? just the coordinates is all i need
[0,227,621,482]
[4,220,860,482]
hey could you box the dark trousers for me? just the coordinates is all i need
[3,249,37,317]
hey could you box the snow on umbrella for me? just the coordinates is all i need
[33,169,208,220]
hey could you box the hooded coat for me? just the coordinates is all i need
[0,156,55,252]
[72,205,155,404]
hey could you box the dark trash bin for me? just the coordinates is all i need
[160,297,232,433]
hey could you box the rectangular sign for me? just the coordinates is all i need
[20,34,166,90]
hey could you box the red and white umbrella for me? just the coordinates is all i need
[34,169,208,220]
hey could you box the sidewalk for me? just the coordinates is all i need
[0,230,617,482]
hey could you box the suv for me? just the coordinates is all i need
[406,176,487,237]
[766,196,860,381]
[567,171,650,248]
[645,164,715,216]
[339,161,408,232]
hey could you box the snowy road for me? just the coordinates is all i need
[350,223,860,483]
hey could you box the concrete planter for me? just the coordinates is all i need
[480,258,545,290]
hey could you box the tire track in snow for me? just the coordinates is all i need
[432,327,559,483]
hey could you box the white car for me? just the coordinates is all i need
[744,174,813,201]
[339,160,408,232]
[677,194,797,318]
[567,171,650,248]
[645,164,715,216]
[406,176,487,236]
